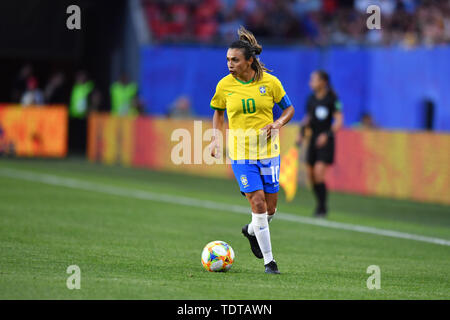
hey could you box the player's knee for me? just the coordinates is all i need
[253,201,266,213]
[313,166,326,182]
[313,174,324,183]
[249,194,266,213]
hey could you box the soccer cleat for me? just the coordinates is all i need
[264,260,280,274]
[314,211,327,219]
[314,207,328,219]
[241,224,263,259]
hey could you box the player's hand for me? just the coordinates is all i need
[209,139,221,158]
[261,121,282,140]
[316,132,328,148]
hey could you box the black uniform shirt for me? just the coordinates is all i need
[305,90,342,137]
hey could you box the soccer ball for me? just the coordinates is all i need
[201,240,235,272]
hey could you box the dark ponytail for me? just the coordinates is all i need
[229,26,271,82]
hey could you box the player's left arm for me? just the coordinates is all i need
[262,77,295,139]
[263,105,295,139]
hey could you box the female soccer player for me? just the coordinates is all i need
[209,27,295,274]
[296,70,343,218]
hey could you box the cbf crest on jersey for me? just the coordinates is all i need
[259,86,266,95]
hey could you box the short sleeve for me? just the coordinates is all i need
[334,99,343,112]
[210,81,226,110]
[272,76,287,104]
[330,92,343,113]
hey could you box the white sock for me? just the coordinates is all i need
[267,208,276,224]
[248,208,276,236]
[251,212,273,265]
[248,222,255,236]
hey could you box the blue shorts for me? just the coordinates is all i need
[231,156,280,195]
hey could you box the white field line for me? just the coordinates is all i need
[1,167,449,247]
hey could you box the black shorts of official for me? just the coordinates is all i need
[306,136,335,166]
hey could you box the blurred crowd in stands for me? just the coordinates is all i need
[10,63,193,119]
[10,64,144,119]
[143,0,450,47]
[9,64,147,153]
[8,1,447,123]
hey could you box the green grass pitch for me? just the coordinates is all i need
[0,157,449,299]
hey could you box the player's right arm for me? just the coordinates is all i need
[210,109,225,158]
[209,80,227,158]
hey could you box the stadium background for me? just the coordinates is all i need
[0,0,449,300]
[1,0,449,204]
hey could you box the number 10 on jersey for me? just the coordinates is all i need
[242,98,256,114]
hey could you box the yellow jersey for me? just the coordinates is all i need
[210,72,292,160]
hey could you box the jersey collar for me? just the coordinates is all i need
[234,77,254,85]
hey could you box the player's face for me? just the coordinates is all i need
[309,72,324,92]
[227,48,253,78]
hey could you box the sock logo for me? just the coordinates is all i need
[259,226,267,230]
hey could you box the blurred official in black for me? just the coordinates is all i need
[297,71,343,218]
